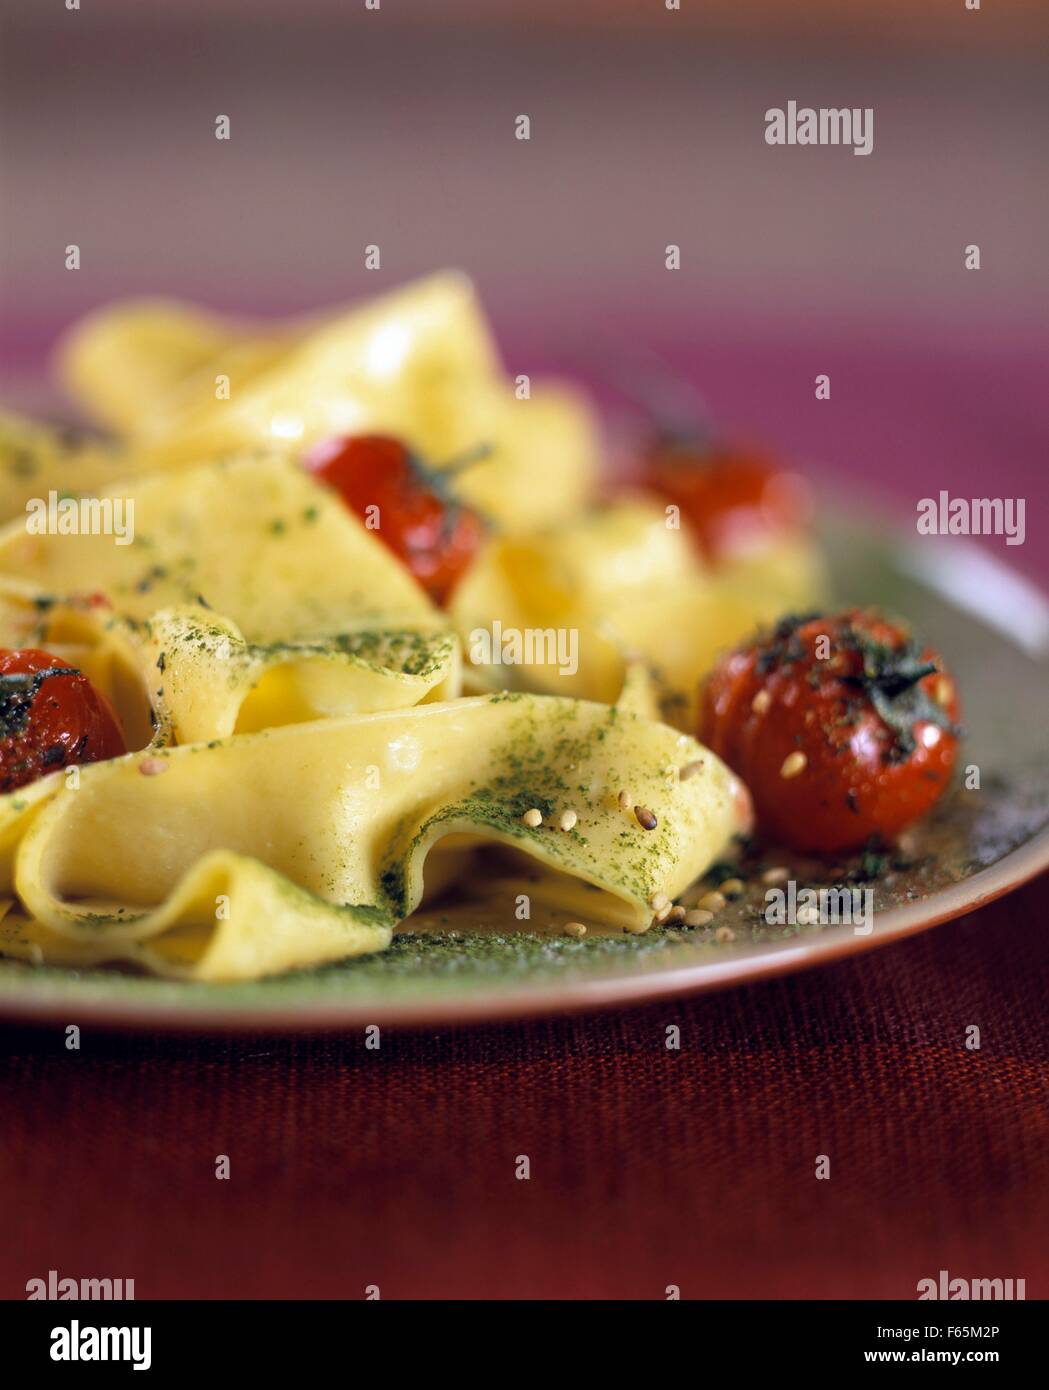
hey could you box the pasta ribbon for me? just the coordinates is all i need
[58,273,599,533]
[453,497,825,722]
[0,412,138,527]
[0,694,747,980]
[0,454,459,741]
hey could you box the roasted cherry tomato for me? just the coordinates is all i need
[640,435,810,564]
[699,610,961,853]
[304,434,485,604]
[0,648,126,794]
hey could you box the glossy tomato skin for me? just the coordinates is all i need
[304,435,484,605]
[0,648,126,794]
[700,611,961,854]
[641,439,811,564]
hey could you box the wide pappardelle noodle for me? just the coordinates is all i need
[0,271,954,983]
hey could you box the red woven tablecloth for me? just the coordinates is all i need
[2,878,1046,1301]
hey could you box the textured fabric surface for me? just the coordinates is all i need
[1,878,1046,1301]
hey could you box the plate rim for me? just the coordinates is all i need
[0,822,1046,1033]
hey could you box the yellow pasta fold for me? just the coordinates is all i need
[0,412,141,528]
[452,496,826,722]
[0,694,747,980]
[57,272,599,533]
[0,453,459,741]
[57,299,266,436]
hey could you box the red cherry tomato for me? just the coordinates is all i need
[0,648,127,794]
[304,435,485,604]
[699,611,961,853]
[641,439,811,564]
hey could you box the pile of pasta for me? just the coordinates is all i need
[0,273,822,981]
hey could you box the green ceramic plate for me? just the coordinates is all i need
[1,509,1047,1030]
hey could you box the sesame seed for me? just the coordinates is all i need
[752,689,771,714]
[558,808,578,832]
[697,890,726,913]
[714,925,736,944]
[761,866,790,885]
[719,877,745,898]
[797,905,821,926]
[654,902,672,923]
[679,759,705,781]
[934,676,952,707]
[780,750,807,779]
[522,808,543,828]
[685,909,714,928]
[667,905,687,923]
[563,921,587,939]
[650,891,671,912]
[617,788,632,811]
[138,757,168,776]
[634,805,658,831]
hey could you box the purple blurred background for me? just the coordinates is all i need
[2,0,1046,577]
